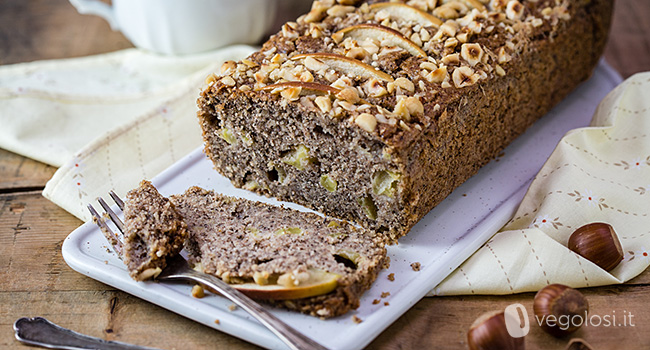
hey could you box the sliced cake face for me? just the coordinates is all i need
[121,180,188,281]
[170,186,388,317]
[197,0,612,242]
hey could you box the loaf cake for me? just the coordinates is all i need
[99,180,188,281]
[197,0,612,242]
[170,186,387,318]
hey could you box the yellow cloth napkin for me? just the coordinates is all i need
[431,72,650,295]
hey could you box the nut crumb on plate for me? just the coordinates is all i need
[191,284,205,298]
[411,262,421,271]
[387,273,395,281]
[352,315,363,324]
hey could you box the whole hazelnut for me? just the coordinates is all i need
[568,222,623,271]
[533,284,589,337]
[467,310,525,350]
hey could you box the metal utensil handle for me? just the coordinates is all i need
[14,317,156,350]
[178,269,328,350]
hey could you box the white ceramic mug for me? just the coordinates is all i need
[69,0,304,55]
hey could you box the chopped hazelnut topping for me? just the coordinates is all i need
[336,87,361,103]
[495,64,506,76]
[452,66,481,88]
[394,77,415,93]
[282,22,300,39]
[346,47,368,60]
[355,113,377,132]
[445,37,459,49]
[191,284,205,298]
[314,96,333,113]
[420,61,438,71]
[506,0,525,20]
[491,0,508,10]
[387,273,395,281]
[497,47,512,64]
[327,5,356,17]
[204,73,218,86]
[220,60,236,75]
[439,20,460,38]
[364,79,388,97]
[220,76,236,87]
[241,59,258,68]
[461,43,484,66]
[405,96,424,117]
[281,87,302,101]
[423,66,448,83]
[442,53,461,65]
[253,271,270,285]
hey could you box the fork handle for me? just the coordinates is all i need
[14,317,157,350]
[175,269,329,350]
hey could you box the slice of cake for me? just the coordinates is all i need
[170,186,388,318]
[103,180,188,281]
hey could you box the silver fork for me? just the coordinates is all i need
[88,192,328,350]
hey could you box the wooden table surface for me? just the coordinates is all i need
[1,1,649,349]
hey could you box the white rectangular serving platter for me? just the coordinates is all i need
[62,61,621,350]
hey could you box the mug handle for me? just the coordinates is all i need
[68,0,118,30]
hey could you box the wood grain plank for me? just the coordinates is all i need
[0,149,56,191]
[0,0,132,66]
[2,192,650,349]
[0,290,260,350]
[369,286,650,349]
[1,0,650,349]
[603,0,650,78]
[0,192,102,293]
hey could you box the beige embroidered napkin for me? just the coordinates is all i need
[0,46,255,167]
[431,72,650,295]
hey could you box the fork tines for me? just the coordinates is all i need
[87,191,126,257]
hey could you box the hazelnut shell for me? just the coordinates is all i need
[468,310,525,350]
[568,222,623,271]
[533,284,589,337]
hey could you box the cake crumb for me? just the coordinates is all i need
[384,302,390,306]
[228,304,237,311]
[411,262,421,271]
[387,273,395,281]
[214,319,220,325]
[381,292,390,298]
[352,315,363,324]
[372,299,381,305]
[191,284,205,298]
